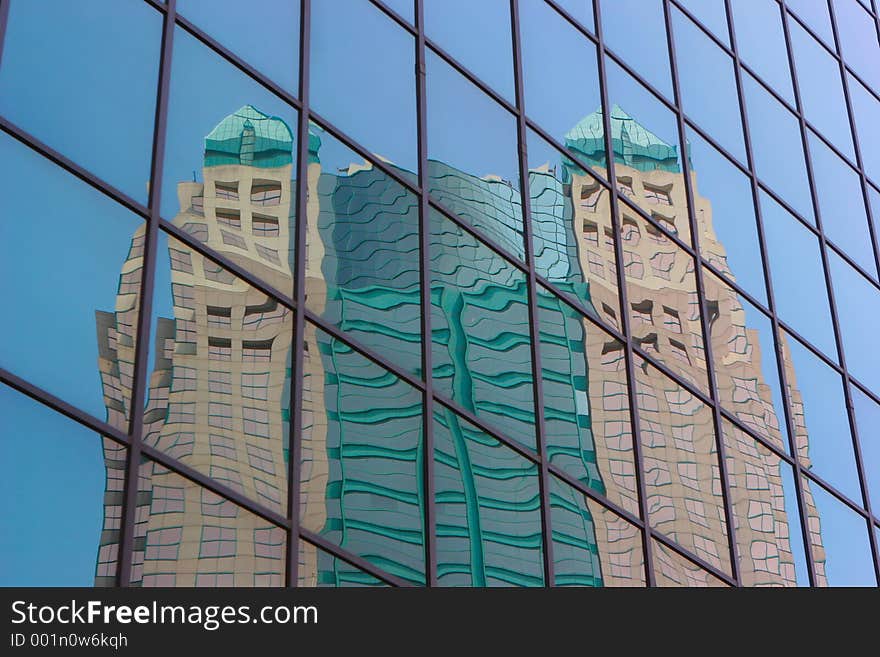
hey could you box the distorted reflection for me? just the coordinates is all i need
[83,90,869,586]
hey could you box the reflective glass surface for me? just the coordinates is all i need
[427,50,524,261]
[850,385,880,514]
[828,250,880,396]
[425,0,514,103]
[299,323,425,585]
[802,477,877,586]
[788,20,855,162]
[0,132,144,424]
[305,125,422,377]
[634,357,731,576]
[833,0,880,93]
[848,75,880,207]
[760,190,836,358]
[311,0,417,176]
[177,0,300,94]
[744,76,813,224]
[141,231,293,516]
[786,0,834,48]
[0,0,161,204]
[553,0,595,34]
[722,421,810,587]
[671,6,745,163]
[430,209,536,450]
[652,539,728,587]
[779,329,861,504]
[600,0,672,100]
[705,269,789,454]
[676,0,729,47]
[538,286,638,516]
[131,460,285,587]
[0,385,121,586]
[729,0,795,105]
[434,407,543,586]
[809,132,876,277]
[298,541,390,587]
[549,474,645,586]
[686,126,767,306]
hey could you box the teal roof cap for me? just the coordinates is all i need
[565,105,681,173]
[204,105,293,168]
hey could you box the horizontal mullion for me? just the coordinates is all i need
[649,529,738,586]
[299,528,417,587]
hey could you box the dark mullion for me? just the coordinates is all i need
[821,0,880,585]
[593,0,656,587]
[368,0,415,34]
[0,0,11,72]
[650,531,737,587]
[780,0,872,585]
[510,0,555,588]
[724,0,817,587]
[286,0,311,588]
[116,0,176,587]
[414,0,437,588]
[663,0,741,584]
[0,368,130,448]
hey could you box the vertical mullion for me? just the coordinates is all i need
[662,0,741,586]
[415,0,437,588]
[821,0,880,584]
[723,0,818,587]
[286,0,311,587]
[509,0,554,588]
[0,0,10,70]
[117,0,176,586]
[779,0,877,584]
[593,0,656,588]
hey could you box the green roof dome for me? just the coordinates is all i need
[204,105,293,168]
[565,105,681,173]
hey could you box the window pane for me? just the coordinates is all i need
[730,0,795,105]
[687,127,767,306]
[299,324,425,585]
[833,0,880,93]
[0,133,143,424]
[162,27,299,287]
[705,270,789,455]
[306,125,422,377]
[434,407,544,586]
[672,6,745,163]
[177,0,300,95]
[132,460,285,587]
[789,21,855,162]
[526,129,618,330]
[652,539,728,587]
[549,475,645,586]
[378,0,413,24]
[430,210,536,450]
[425,0,514,102]
[676,0,730,47]
[140,232,292,515]
[850,385,880,515]
[0,0,160,204]
[298,541,390,587]
[520,0,603,160]
[828,250,880,397]
[311,0,417,177]
[744,75,813,224]
[634,357,732,576]
[786,0,834,48]
[427,50,525,261]
[553,0,595,34]
[760,190,835,358]
[848,75,880,197]
[779,330,861,504]
[809,132,876,277]
[600,0,673,100]
[722,421,810,587]
[803,477,877,586]
[0,385,122,586]
[538,286,639,516]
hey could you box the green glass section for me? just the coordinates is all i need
[434,407,544,586]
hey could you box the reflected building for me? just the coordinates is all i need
[96,104,824,587]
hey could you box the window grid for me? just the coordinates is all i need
[0,0,877,588]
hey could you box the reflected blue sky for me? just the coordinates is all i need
[730,0,794,105]
[0,385,107,586]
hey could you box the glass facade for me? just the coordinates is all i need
[1,0,878,588]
